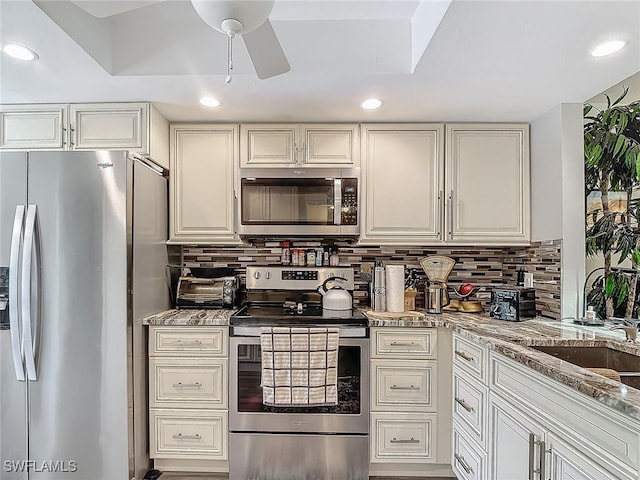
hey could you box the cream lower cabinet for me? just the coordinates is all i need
[451,334,489,480]
[370,328,453,478]
[453,333,639,480]
[488,350,639,480]
[0,102,169,168]
[148,326,229,473]
[445,124,529,244]
[168,124,240,244]
[240,123,359,167]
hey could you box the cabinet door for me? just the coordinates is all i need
[301,124,359,166]
[70,102,147,150]
[169,124,239,243]
[489,395,546,480]
[0,104,67,149]
[547,432,619,480]
[361,124,444,244]
[240,124,297,166]
[446,124,530,244]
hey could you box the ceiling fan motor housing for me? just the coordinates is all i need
[191,0,274,34]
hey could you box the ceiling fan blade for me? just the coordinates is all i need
[242,19,290,79]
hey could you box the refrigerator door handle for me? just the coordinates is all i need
[22,204,41,381]
[9,205,26,381]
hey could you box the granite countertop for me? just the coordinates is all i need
[143,308,233,326]
[366,309,640,421]
[143,307,640,420]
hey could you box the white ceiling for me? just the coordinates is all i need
[1,0,639,123]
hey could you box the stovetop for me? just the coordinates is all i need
[230,302,367,327]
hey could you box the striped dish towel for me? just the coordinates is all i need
[260,326,339,407]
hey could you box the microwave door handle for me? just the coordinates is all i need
[9,205,26,381]
[334,179,342,225]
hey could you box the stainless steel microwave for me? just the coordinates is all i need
[238,168,359,236]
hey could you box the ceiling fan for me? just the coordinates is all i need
[190,0,290,82]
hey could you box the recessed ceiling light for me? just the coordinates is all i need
[3,43,38,61]
[200,96,221,107]
[591,40,626,57]
[361,98,382,110]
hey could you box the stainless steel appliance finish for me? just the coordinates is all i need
[238,167,359,236]
[0,151,169,480]
[229,266,369,479]
[425,282,449,314]
[229,433,369,480]
[245,265,354,291]
[175,275,239,309]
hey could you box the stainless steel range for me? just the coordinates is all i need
[229,266,369,480]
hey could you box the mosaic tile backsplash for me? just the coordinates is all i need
[178,239,562,319]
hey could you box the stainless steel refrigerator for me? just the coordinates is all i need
[0,150,170,480]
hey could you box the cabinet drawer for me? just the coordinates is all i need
[370,413,436,463]
[372,329,436,358]
[149,358,227,408]
[452,423,486,480]
[150,326,228,356]
[453,334,486,380]
[371,360,436,411]
[453,370,487,448]
[150,409,227,459]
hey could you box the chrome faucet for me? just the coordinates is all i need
[611,326,638,342]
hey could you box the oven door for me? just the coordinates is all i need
[229,334,369,434]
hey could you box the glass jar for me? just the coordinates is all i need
[280,241,291,265]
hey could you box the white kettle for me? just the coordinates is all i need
[317,277,353,312]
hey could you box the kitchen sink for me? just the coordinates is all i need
[531,345,640,389]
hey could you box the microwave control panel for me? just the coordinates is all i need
[341,178,358,225]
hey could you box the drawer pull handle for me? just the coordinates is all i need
[455,350,474,362]
[172,433,202,441]
[168,339,202,346]
[390,341,416,347]
[454,453,473,474]
[390,384,419,391]
[455,397,474,412]
[390,437,419,444]
[172,382,203,389]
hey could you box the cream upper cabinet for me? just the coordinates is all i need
[445,124,530,244]
[0,104,67,150]
[360,124,444,245]
[169,124,240,244]
[0,102,169,168]
[240,123,359,167]
[360,123,530,246]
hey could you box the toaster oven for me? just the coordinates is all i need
[176,276,240,309]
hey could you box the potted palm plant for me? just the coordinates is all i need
[584,86,640,319]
